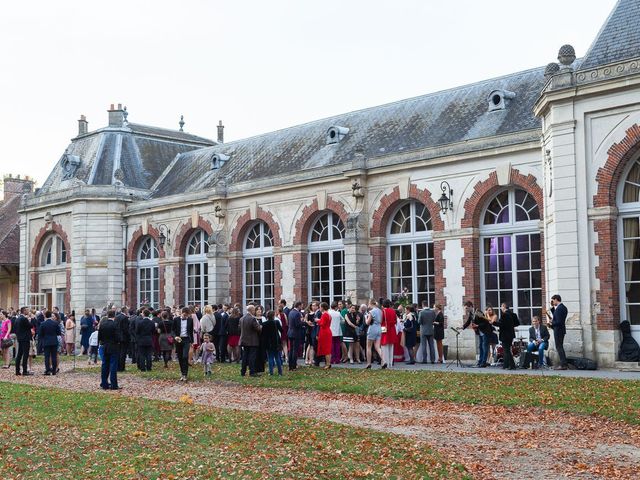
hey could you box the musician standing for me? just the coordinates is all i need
[545,294,568,370]
[493,303,518,370]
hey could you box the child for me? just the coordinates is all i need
[198,333,215,376]
[88,329,99,365]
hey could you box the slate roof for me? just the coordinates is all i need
[37,122,216,195]
[0,195,22,265]
[580,0,640,70]
[151,66,547,198]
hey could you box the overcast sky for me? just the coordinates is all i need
[0,0,618,189]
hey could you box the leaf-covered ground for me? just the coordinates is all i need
[1,365,639,479]
[0,382,466,480]
[124,361,640,424]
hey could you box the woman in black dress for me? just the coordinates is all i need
[255,305,267,374]
[403,304,417,364]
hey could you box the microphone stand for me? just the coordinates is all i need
[446,327,464,368]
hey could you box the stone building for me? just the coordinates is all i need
[18,0,640,364]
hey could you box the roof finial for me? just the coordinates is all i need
[123,106,128,123]
[179,115,185,132]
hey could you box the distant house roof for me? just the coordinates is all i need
[37,122,216,195]
[0,195,24,265]
[151,66,547,198]
[580,0,640,70]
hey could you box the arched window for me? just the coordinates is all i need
[308,212,345,304]
[618,157,640,329]
[243,222,274,309]
[387,201,435,306]
[40,235,67,267]
[137,237,159,307]
[185,230,209,306]
[480,188,541,324]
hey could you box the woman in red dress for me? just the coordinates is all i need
[380,299,398,368]
[316,302,333,369]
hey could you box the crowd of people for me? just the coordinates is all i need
[0,293,569,389]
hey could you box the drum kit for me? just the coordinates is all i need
[495,330,528,365]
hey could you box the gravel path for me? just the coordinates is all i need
[2,364,639,479]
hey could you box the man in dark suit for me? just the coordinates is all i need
[546,294,568,370]
[216,304,229,363]
[14,307,33,376]
[114,307,130,372]
[527,315,550,368]
[418,301,436,364]
[98,310,121,389]
[287,302,304,370]
[172,307,194,381]
[135,310,155,371]
[38,311,61,375]
[494,303,518,370]
[240,305,262,376]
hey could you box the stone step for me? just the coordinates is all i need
[613,361,640,371]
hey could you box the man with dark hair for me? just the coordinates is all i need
[546,294,568,370]
[114,307,130,372]
[99,310,121,389]
[14,307,33,376]
[418,300,436,363]
[217,304,229,363]
[39,310,61,375]
[287,301,304,370]
[493,303,518,370]
[279,299,290,318]
[135,309,155,371]
[173,307,194,381]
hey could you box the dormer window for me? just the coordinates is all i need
[487,89,516,112]
[211,153,230,170]
[326,125,349,145]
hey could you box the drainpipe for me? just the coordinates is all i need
[121,219,128,306]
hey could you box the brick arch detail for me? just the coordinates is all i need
[370,184,445,238]
[460,168,545,311]
[126,225,165,308]
[368,186,445,305]
[461,168,544,229]
[228,207,283,305]
[30,222,72,311]
[291,197,350,302]
[592,124,640,330]
[172,216,214,307]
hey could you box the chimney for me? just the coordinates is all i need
[78,115,88,136]
[217,120,224,143]
[108,103,125,127]
[3,174,34,202]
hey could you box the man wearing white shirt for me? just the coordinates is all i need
[329,302,343,364]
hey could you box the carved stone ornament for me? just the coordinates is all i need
[214,203,226,218]
[210,230,227,246]
[545,149,553,197]
[351,179,365,198]
[113,168,125,184]
[44,212,53,224]
[61,152,81,180]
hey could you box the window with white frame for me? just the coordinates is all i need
[137,237,159,307]
[40,235,67,267]
[185,230,209,306]
[618,158,640,326]
[386,201,435,306]
[480,188,541,325]
[308,212,345,305]
[243,222,275,310]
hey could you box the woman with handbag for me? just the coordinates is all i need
[315,302,332,369]
[1,310,13,368]
[364,299,383,369]
[380,299,398,369]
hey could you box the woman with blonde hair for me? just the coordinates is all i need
[65,312,76,356]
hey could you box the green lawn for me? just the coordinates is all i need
[0,382,468,480]
[120,362,640,424]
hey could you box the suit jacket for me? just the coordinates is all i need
[98,319,121,354]
[529,325,550,345]
[494,310,517,343]
[38,319,61,347]
[135,317,156,347]
[418,308,435,336]
[15,315,33,342]
[287,309,304,340]
[462,311,479,336]
[261,318,282,352]
[172,316,194,343]
[239,313,262,347]
[551,304,567,335]
[115,313,130,344]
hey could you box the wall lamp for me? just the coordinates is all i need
[438,181,453,214]
[158,224,171,248]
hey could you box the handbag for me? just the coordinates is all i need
[380,309,387,334]
[163,320,174,345]
[1,338,13,348]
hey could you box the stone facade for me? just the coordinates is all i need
[17,1,640,366]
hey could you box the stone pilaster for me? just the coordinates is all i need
[343,212,371,305]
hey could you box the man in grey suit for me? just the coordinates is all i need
[239,305,262,377]
[418,301,436,363]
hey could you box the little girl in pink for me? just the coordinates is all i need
[198,333,215,376]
